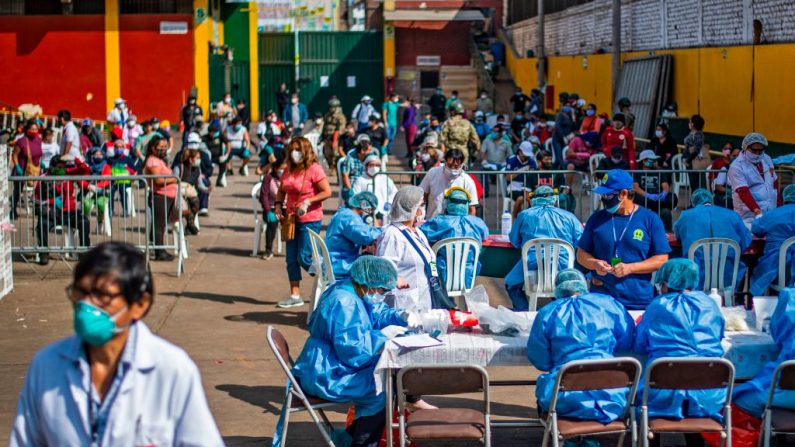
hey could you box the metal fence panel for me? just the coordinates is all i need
[8,174,185,276]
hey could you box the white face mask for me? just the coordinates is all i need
[106,148,116,157]
[445,166,462,178]
[224,97,231,104]
[192,158,201,167]
[654,130,663,138]
[421,153,431,162]
[367,166,380,177]
[315,119,323,127]
[127,121,136,128]
[291,150,303,163]
[415,207,426,224]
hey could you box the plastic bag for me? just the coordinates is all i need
[702,406,760,447]
[464,285,490,315]
[478,306,531,336]
[722,306,751,332]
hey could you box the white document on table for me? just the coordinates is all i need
[391,334,443,351]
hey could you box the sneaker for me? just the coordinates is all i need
[261,250,273,260]
[198,208,209,216]
[239,165,249,176]
[217,175,227,188]
[186,223,199,235]
[277,296,305,308]
[154,252,175,262]
[37,253,50,266]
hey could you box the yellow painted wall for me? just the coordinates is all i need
[754,44,795,144]
[104,0,121,112]
[505,42,795,144]
[248,1,259,121]
[193,0,211,117]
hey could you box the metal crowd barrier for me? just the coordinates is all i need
[8,174,185,276]
[373,167,789,232]
[372,169,590,230]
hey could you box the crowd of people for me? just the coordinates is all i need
[4,84,795,446]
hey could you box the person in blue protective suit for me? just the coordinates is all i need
[733,288,795,420]
[505,185,584,311]
[288,255,421,447]
[635,259,726,436]
[325,191,383,278]
[420,186,489,287]
[577,169,671,310]
[674,188,751,291]
[749,184,795,295]
[528,268,635,423]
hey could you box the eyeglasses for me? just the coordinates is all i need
[65,284,125,307]
[747,145,766,154]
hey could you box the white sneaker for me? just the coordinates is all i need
[198,208,209,216]
[219,174,227,187]
[242,165,249,176]
[277,296,305,308]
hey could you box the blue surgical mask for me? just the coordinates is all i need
[602,194,622,214]
[73,301,127,347]
[234,124,242,131]
[563,106,572,114]
[586,109,595,117]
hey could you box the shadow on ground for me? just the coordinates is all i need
[162,291,274,305]
[198,246,255,257]
[224,311,307,328]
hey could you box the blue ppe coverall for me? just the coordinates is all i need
[634,291,726,421]
[326,207,383,278]
[528,292,635,423]
[420,214,489,288]
[749,204,795,295]
[505,205,583,310]
[674,204,751,291]
[734,288,795,417]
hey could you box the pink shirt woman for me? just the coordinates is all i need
[274,137,332,307]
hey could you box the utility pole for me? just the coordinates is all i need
[611,0,621,105]
[537,0,545,108]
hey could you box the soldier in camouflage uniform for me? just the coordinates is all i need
[322,98,347,171]
[440,102,480,164]
[618,97,636,132]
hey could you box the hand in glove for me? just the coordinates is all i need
[659,191,669,201]
[381,325,408,339]
[267,210,278,223]
[296,199,311,217]
[402,312,422,329]
[645,193,660,201]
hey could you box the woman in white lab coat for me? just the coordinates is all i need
[10,242,223,447]
[376,185,434,312]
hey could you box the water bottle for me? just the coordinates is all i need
[709,288,723,308]
[500,210,512,238]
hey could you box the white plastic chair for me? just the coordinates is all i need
[336,156,346,207]
[775,236,795,291]
[432,237,480,309]
[521,238,575,311]
[124,187,137,217]
[688,238,741,305]
[671,153,689,198]
[497,167,514,214]
[307,229,336,323]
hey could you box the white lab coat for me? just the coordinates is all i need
[376,222,434,312]
[10,322,223,447]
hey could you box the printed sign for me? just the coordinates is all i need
[160,21,188,34]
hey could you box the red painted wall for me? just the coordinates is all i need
[395,22,471,66]
[0,16,106,120]
[118,15,194,123]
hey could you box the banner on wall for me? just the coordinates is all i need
[224,0,337,32]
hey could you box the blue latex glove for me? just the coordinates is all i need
[14,165,23,176]
[267,210,278,223]
[380,145,388,156]
[54,197,63,209]
[645,193,660,201]
[659,191,669,201]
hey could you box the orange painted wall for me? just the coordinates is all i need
[118,15,195,123]
[0,16,106,119]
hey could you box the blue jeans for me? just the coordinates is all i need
[285,220,322,281]
[385,125,397,154]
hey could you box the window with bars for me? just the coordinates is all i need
[120,0,193,14]
[508,0,594,26]
[0,0,105,15]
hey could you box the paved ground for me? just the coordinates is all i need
[0,134,696,446]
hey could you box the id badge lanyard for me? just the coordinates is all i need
[610,206,637,266]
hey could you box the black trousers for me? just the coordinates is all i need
[36,208,91,248]
[149,194,175,255]
[346,409,385,447]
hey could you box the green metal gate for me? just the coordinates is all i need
[209,52,250,106]
[259,31,383,117]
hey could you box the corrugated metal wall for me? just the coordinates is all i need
[259,31,384,116]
